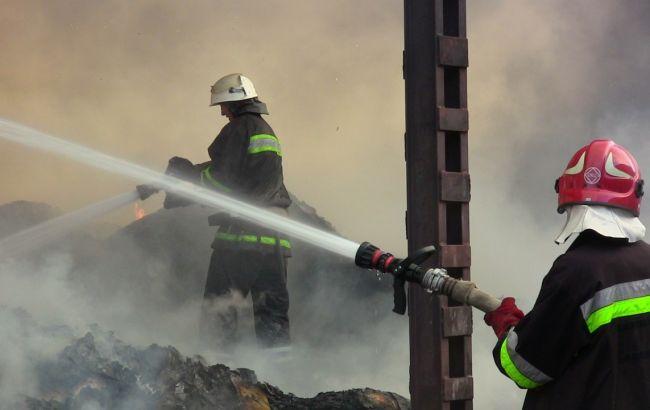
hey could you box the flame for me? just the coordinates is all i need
[134,203,146,220]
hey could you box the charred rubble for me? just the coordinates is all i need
[21,324,408,409]
[0,197,408,409]
[0,307,407,409]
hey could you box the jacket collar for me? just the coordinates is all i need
[567,229,630,252]
[232,100,269,116]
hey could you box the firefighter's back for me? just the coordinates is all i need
[524,232,650,409]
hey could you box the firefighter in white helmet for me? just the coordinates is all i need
[139,74,292,350]
[209,73,258,107]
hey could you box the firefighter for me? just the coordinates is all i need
[139,73,292,350]
[484,139,649,409]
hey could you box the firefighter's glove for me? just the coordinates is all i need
[163,156,198,209]
[165,156,199,181]
[136,184,159,201]
[484,297,524,339]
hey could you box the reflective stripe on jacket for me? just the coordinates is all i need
[493,230,650,409]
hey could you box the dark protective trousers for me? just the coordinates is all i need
[200,246,290,348]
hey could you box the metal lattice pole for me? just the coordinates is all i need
[404,0,472,408]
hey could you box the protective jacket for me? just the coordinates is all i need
[199,100,291,209]
[196,100,292,255]
[493,230,650,409]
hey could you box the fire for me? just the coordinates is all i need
[134,203,146,220]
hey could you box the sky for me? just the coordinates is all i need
[1,0,650,408]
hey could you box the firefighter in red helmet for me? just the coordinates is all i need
[485,139,650,409]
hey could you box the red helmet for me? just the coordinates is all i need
[555,139,644,216]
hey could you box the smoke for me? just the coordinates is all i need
[0,205,409,406]
[1,0,650,408]
[0,0,405,252]
[470,0,650,221]
[468,1,650,406]
[0,191,137,259]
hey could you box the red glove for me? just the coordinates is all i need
[484,297,524,339]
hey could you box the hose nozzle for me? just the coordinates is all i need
[355,241,502,314]
[355,242,436,314]
[355,242,401,274]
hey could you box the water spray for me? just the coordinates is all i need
[0,118,500,313]
[0,118,359,258]
[0,191,139,258]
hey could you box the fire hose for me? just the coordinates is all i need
[355,242,501,314]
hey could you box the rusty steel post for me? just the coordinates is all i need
[404,0,472,409]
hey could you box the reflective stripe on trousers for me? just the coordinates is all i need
[215,232,291,249]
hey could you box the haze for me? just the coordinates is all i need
[1,1,649,408]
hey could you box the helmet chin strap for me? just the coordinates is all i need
[555,205,646,244]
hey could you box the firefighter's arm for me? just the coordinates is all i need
[137,156,200,203]
[200,124,249,194]
[197,162,232,193]
[237,133,284,204]
[491,257,591,389]
[194,161,211,173]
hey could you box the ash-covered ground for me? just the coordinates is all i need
[0,196,410,409]
[1,307,407,409]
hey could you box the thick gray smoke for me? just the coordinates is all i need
[0,191,137,258]
[1,0,650,408]
[0,200,409,407]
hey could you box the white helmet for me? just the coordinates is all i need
[210,73,258,106]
